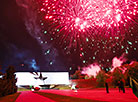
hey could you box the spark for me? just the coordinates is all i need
[38,0,138,38]
[35,0,138,67]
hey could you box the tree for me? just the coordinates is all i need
[96,71,106,87]
[126,61,138,80]
[0,66,17,97]
[111,67,124,87]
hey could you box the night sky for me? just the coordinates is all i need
[0,0,68,72]
[0,0,138,74]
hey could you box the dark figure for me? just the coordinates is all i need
[105,82,109,93]
[118,79,125,93]
[32,72,47,85]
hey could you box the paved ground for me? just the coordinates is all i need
[15,91,55,102]
[41,88,138,102]
[16,88,137,102]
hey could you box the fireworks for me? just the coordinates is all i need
[39,0,137,34]
[35,0,138,67]
[37,0,138,48]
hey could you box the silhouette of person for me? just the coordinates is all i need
[118,78,125,93]
[105,82,109,93]
[105,73,111,93]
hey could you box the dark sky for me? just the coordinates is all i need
[0,0,70,73]
[0,0,50,72]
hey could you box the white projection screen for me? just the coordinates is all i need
[15,72,70,86]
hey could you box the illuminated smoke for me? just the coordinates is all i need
[25,59,39,71]
[82,64,101,77]
[16,0,41,39]
[111,53,127,72]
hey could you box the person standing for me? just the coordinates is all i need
[118,78,125,93]
[105,73,111,93]
[105,81,109,93]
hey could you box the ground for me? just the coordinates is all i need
[0,88,137,102]
[15,88,137,102]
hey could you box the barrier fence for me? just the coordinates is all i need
[130,77,138,98]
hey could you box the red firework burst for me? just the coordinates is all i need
[36,0,138,50]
